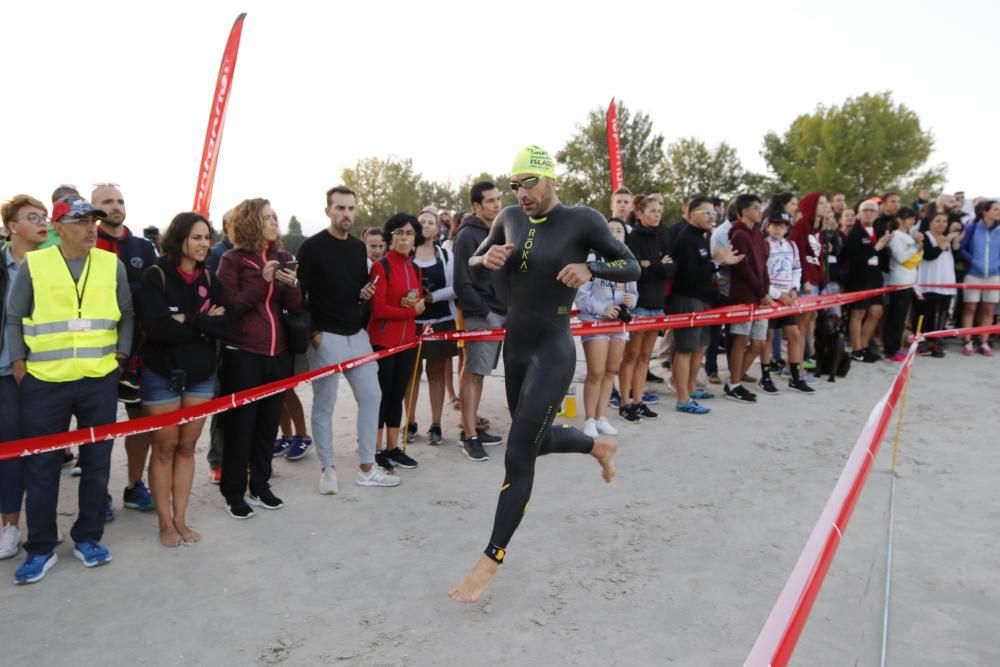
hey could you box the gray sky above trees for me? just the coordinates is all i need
[3,0,996,235]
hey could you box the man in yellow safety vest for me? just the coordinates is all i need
[5,194,134,585]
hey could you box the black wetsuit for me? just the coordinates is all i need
[472,203,640,563]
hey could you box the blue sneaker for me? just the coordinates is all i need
[641,391,659,405]
[73,541,112,568]
[608,387,621,409]
[104,495,115,523]
[272,437,291,458]
[15,552,58,584]
[285,436,312,461]
[123,480,154,512]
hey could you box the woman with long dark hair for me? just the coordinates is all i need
[216,198,302,519]
[140,212,229,545]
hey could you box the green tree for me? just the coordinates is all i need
[761,91,946,202]
[452,171,513,214]
[342,156,424,232]
[660,137,771,219]
[281,215,306,253]
[555,101,667,212]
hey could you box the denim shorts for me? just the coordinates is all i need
[632,307,663,318]
[141,369,216,406]
[581,331,629,343]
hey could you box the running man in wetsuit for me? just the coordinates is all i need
[448,146,641,603]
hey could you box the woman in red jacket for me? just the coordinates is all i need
[790,192,831,370]
[368,213,425,472]
[216,198,302,520]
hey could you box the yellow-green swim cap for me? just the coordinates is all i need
[511,145,556,178]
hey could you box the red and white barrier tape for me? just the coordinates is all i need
[0,283,990,461]
[743,341,918,666]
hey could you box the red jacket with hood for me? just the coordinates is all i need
[367,249,424,348]
[790,191,826,291]
[217,242,302,357]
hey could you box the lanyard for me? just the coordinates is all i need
[61,251,93,318]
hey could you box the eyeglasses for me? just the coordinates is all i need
[510,177,541,192]
[391,229,416,237]
[92,182,120,189]
[690,208,718,218]
[21,212,51,225]
[57,216,99,225]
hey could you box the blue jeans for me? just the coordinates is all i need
[21,371,118,556]
[0,374,24,515]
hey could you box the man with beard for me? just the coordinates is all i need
[92,184,157,515]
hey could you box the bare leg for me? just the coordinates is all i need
[460,372,484,436]
[173,399,209,543]
[426,358,447,425]
[444,356,459,406]
[741,339,765,379]
[581,338,609,419]
[597,338,626,420]
[124,404,151,488]
[689,347,706,395]
[962,302,977,342]
[861,305,883,349]
[672,352,692,404]
[728,334,749,383]
[146,405,181,548]
[632,331,658,404]
[849,308,865,350]
[619,334,642,404]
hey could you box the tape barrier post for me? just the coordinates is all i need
[743,342,918,667]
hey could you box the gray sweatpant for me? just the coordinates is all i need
[307,330,381,468]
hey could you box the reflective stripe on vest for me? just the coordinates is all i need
[23,246,121,382]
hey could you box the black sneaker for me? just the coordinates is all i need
[247,488,284,510]
[386,448,418,469]
[120,370,140,390]
[117,383,141,404]
[427,424,443,446]
[226,498,255,519]
[460,428,503,446]
[724,383,757,403]
[646,370,665,383]
[405,422,418,444]
[850,350,865,362]
[375,450,395,472]
[62,450,75,467]
[634,402,658,419]
[462,436,489,462]
[768,359,786,375]
[757,376,779,395]
[788,379,816,394]
[619,404,641,423]
[862,348,880,363]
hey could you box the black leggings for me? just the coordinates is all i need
[912,292,951,334]
[373,346,418,429]
[487,317,593,559]
[219,348,291,502]
[884,288,914,356]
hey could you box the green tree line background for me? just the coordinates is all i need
[282,90,946,249]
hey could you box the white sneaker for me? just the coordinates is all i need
[582,419,599,439]
[319,467,339,495]
[0,524,20,560]
[595,416,619,436]
[355,465,401,487]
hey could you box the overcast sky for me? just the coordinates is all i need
[4,0,997,235]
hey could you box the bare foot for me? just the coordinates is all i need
[591,436,618,483]
[175,521,201,543]
[448,555,499,603]
[159,525,182,548]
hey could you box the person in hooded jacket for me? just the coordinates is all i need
[790,192,830,370]
[216,198,302,520]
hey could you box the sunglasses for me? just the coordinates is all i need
[690,208,718,218]
[510,177,541,192]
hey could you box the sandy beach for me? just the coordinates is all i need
[1,338,996,666]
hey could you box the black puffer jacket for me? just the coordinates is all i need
[627,223,676,310]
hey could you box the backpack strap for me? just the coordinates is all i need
[378,256,391,282]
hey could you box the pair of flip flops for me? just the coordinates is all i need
[675,399,711,415]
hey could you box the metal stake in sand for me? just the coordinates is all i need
[880,314,922,667]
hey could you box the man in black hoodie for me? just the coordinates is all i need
[452,182,507,461]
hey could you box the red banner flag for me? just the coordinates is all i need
[192,13,247,217]
[606,98,623,192]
